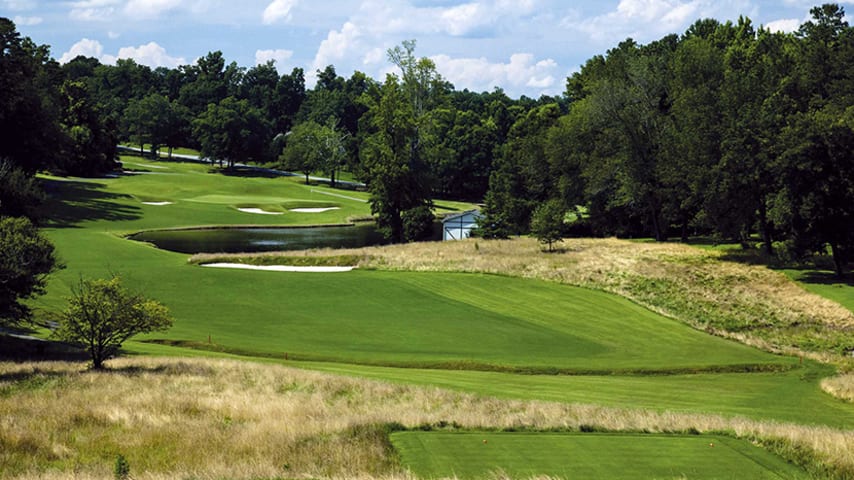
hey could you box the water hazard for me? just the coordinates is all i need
[129,224,391,254]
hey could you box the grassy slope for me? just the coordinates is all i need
[31,156,854,430]
[391,432,809,480]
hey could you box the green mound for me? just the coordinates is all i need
[391,432,808,480]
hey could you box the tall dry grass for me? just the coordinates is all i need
[193,237,854,366]
[1,357,852,479]
[822,374,854,402]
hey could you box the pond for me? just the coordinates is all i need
[129,224,394,254]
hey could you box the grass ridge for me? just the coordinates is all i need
[141,339,796,376]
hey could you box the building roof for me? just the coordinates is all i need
[441,209,481,223]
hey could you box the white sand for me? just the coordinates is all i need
[142,201,173,206]
[201,263,355,273]
[289,207,341,213]
[237,208,283,215]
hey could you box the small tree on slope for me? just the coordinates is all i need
[56,277,172,369]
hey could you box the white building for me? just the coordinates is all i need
[442,210,482,241]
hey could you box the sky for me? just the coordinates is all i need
[3,0,851,97]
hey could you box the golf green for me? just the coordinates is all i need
[391,432,809,479]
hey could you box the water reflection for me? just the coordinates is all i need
[129,224,394,254]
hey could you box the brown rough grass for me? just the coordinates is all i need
[822,374,854,402]
[2,357,853,480]
[192,237,854,364]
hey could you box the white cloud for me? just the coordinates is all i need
[440,3,484,36]
[58,38,114,64]
[352,0,538,38]
[431,53,560,95]
[309,21,360,83]
[262,0,298,25]
[255,48,294,68]
[1,0,37,11]
[68,0,121,22]
[59,39,184,68]
[13,15,43,26]
[116,42,185,68]
[765,18,801,33]
[123,0,182,19]
[362,47,384,66]
[303,1,565,94]
[568,0,758,45]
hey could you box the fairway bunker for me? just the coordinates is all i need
[237,207,283,215]
[201,263,355,272]
[142,201,174,206]
[290,207,341,213]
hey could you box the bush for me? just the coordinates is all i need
[401,205,435,242]
[114,454,130,480]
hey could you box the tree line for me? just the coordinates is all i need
[1,3,853,273]
[481,4,854,276]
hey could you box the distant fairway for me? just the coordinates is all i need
[391,432,809,479]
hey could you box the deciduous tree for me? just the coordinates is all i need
[56,276,172,369]
[0,216,58,327]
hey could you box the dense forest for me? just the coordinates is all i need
[1,4,853,273]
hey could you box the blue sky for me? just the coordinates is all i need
[3,0,850,97]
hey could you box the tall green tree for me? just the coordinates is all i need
[773,4,854,275]
[192,97,271,168]
[0,160,46,219]
[360,41,442,242]
[0,17,64,173]
[0,216,58,327]
[57,80,118,176]
[480,103,561,237]
[178,51,243,117]
[279,120,346,185]
[361,76,432,242]
[273,67,306,135]
[712,20,792,252]
[663,29,725,241]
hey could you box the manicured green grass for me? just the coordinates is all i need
[391,432,809,479]
[40,229,790,374]
[31,156,854,430]
[41,156,373,234]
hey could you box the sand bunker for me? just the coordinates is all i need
[201,263,355,273]
[142,201,174,206]
[237,208,283,215]
[289,207,341,213]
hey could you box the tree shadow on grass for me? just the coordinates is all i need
[782,268,854,287]
[716,248,854,286]
[0,334,88,363]
[107,362,215,377]
[37,178,142,228]
[213,165,294,179]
